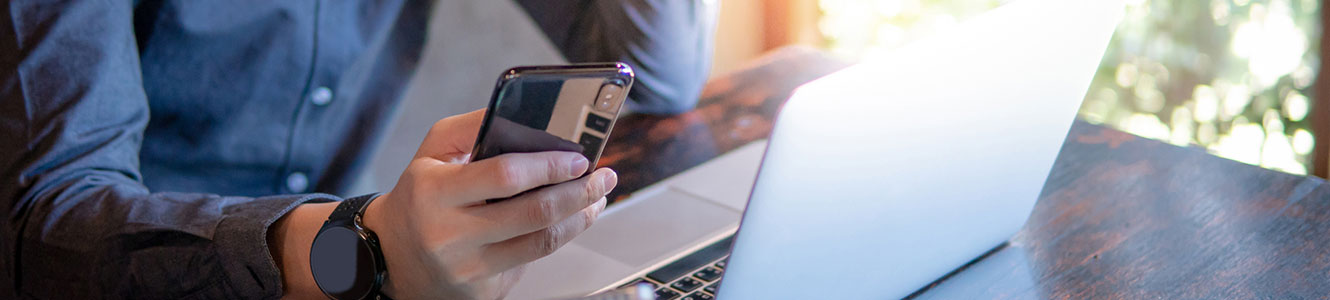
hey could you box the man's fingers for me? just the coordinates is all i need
[470,168,616,241]
[481,197,608,272]
[454,152,594,201]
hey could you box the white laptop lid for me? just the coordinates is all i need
[717,0,1124,298]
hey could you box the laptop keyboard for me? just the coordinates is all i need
[620,236,734,300]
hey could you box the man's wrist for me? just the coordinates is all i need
[360,192,389,236]
[360,192,397,298]
[268,201,339,299]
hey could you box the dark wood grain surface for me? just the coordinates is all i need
[599,47,1330,298]
[915,122,1330,299]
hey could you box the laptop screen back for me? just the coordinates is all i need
[717,0,1125,298]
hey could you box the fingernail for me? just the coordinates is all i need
[599,170,618,195]
[569,155,589,177]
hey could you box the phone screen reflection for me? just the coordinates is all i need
[472,76,627,168]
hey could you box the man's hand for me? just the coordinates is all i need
[270,109,616,300]
[368,109,616,299]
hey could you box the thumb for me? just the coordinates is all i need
[416,109,487,161]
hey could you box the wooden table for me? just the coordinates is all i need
[598,47,1330,299]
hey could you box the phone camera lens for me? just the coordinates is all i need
[594,84,621,112]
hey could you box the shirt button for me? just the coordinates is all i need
[309,86,333,106]
[286,172,309,193]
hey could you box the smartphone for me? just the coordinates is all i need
[469,63,635,175]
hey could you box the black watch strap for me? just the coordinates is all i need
[315,193,391,300]
[329,193,378,222]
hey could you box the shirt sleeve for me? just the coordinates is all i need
[0,2,333,298]
[514,0,719,115]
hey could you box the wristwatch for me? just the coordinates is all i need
[310,193,390,300]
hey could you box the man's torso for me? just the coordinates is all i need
[133,0,431,197]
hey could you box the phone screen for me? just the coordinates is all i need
[470,67,632,173]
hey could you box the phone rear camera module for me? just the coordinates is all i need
[593,84,622,113]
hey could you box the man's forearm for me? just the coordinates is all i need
[515,0,718,114]
[269,202,340,299]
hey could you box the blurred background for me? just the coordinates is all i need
[354,0,1326,194]
[713,0,1326,176]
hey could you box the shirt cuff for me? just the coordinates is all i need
[213,193,338,298]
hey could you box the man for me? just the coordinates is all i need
[0,0,714,299]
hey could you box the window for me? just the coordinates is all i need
[816,0,1322,174]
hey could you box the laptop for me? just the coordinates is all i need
[508,0,1124,298]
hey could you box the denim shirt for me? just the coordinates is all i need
[0,0,713,298]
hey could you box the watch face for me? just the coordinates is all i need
[311,226,379,299]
